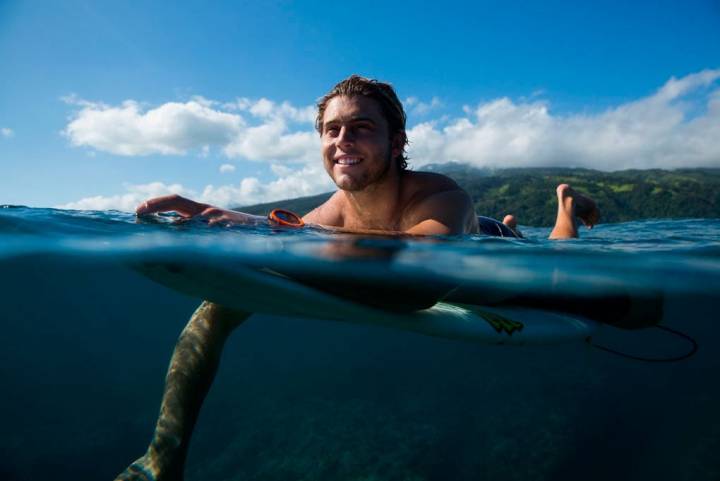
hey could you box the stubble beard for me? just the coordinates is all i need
[332,151,394,193]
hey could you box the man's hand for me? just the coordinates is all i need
[135,194,262,226]
[136,194,209,217]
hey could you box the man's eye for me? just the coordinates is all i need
[325,126,339,135]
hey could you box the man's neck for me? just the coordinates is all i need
[341,169,405,230]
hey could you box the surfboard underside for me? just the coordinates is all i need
[134,261,599,346]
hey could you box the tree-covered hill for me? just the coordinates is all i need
[241,192,333,218]
[239,166,720,226]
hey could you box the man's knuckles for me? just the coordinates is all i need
[200,207,224,217]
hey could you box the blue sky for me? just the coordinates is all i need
[1,0,719,209]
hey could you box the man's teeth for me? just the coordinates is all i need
[337,157,361,165]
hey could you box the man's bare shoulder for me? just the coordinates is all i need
[400,171,477,234]
[404,171,461,193]
[402,170,466,208]
[303,191,344,225]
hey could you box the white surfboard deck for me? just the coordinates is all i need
[135,260,599,346]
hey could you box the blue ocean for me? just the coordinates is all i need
[1,205,719,481]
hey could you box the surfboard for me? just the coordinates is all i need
[133,259,600,346]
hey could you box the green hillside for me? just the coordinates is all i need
[239,166,720,227]
[240,192,333,217]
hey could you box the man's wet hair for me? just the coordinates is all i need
[316,75,409,171]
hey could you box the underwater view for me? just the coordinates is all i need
[1,206,719,480]
[4,1,720,480]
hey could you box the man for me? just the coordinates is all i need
[135,75,597,238]
[118,75,599,480]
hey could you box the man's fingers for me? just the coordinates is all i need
[135,201,151,215]
[135,195,183,215]
[135,195,207,217]
[136,198,253,228]
[200,207,225,218]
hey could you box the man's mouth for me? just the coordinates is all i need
[335,156,362,166]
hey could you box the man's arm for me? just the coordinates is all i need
[137,189,478,237]
[403,189,478,236]
[136,194,266,225]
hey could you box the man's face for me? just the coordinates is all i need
[320,95,401,192]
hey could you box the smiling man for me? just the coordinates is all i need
[306,78,480,235]
[136,75,597,238]
[119,76,599,481]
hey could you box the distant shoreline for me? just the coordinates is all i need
[238,166,720,227]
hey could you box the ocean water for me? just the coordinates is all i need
[1,206,719,481]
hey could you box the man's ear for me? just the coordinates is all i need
[391,131,406,160]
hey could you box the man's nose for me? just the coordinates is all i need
[338,126,355,145]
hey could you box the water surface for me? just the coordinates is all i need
[1,206,718,480]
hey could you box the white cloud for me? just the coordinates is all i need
[63,99,244,156]
[1,127,14,138]
[219,163,236,173]
[201,163,333,207]
[63,96,318,162]
[62,70,720,171]
[58,164,334,212]
[220,98,320,161]
[223,119,319,162]
[270,163,293,176]
[405,96,443,116]
[228,97,316,123]
[407,69,720,170]
[58,182,192,212]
